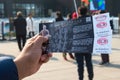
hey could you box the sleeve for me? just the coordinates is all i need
[24,18,27,27]
[26,18,30,33]
[13,19,16,27]
[0,57,19,80]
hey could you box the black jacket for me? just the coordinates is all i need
[14,16,27,35]
[55,17,64,22]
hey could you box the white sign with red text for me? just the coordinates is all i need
[92,13,112,54]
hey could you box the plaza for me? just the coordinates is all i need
[0,34,120,80]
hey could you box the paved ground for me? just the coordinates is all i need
[0,35,120,80]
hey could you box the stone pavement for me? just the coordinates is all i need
[0,35,120,80]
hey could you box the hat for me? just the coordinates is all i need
[17,11,22,16]
[72,12,77,19]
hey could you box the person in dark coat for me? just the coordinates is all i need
[75,6,94,80]
[14,11,27,51]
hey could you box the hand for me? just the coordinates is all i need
[14,34,52,80]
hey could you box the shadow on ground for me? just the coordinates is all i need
[0,53,15,59]
[0,40,16,43]
[112,48,120,51]
[50,57,59,61]
[93,59,120,69]
[105,63,120,69]
[67,60,77,64]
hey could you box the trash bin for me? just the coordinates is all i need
[112,17,119,33]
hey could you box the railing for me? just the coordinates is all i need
[0,18,55,40]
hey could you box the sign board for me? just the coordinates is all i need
[92,13,112,53]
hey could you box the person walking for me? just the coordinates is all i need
[75,6,94,80]
[55,11,68,60]
[26,13,35,38]
[62,13,75,60]
[13,11,27,51]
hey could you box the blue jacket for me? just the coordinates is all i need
[0,57,18,80]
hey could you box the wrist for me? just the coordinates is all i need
[14,56,43,80]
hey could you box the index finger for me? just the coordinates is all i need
[29,34,39,41]
[33,35,48,48]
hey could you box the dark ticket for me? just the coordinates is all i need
[39,16,94,53]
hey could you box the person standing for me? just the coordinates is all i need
[55,11,64,21]
[99,10,110,65]
[13,11,27,51]
[75,6,94,80]
[26,13,35,38]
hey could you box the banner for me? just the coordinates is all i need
[90,0,105,10]
[92,13,112,54]
[46,13,112,54]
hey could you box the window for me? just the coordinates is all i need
[0,3,4,18]
[13,3,42,17]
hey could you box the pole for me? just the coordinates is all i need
[1,21,5,40]
[73,0,78,16]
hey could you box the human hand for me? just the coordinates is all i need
[14,34,52,80]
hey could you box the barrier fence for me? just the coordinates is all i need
[0,18,54,40]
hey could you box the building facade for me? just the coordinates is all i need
[0,0,44,18]
[106,0,120,17]
[0,0,119,18]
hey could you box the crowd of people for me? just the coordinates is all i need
[0,5,113,80]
